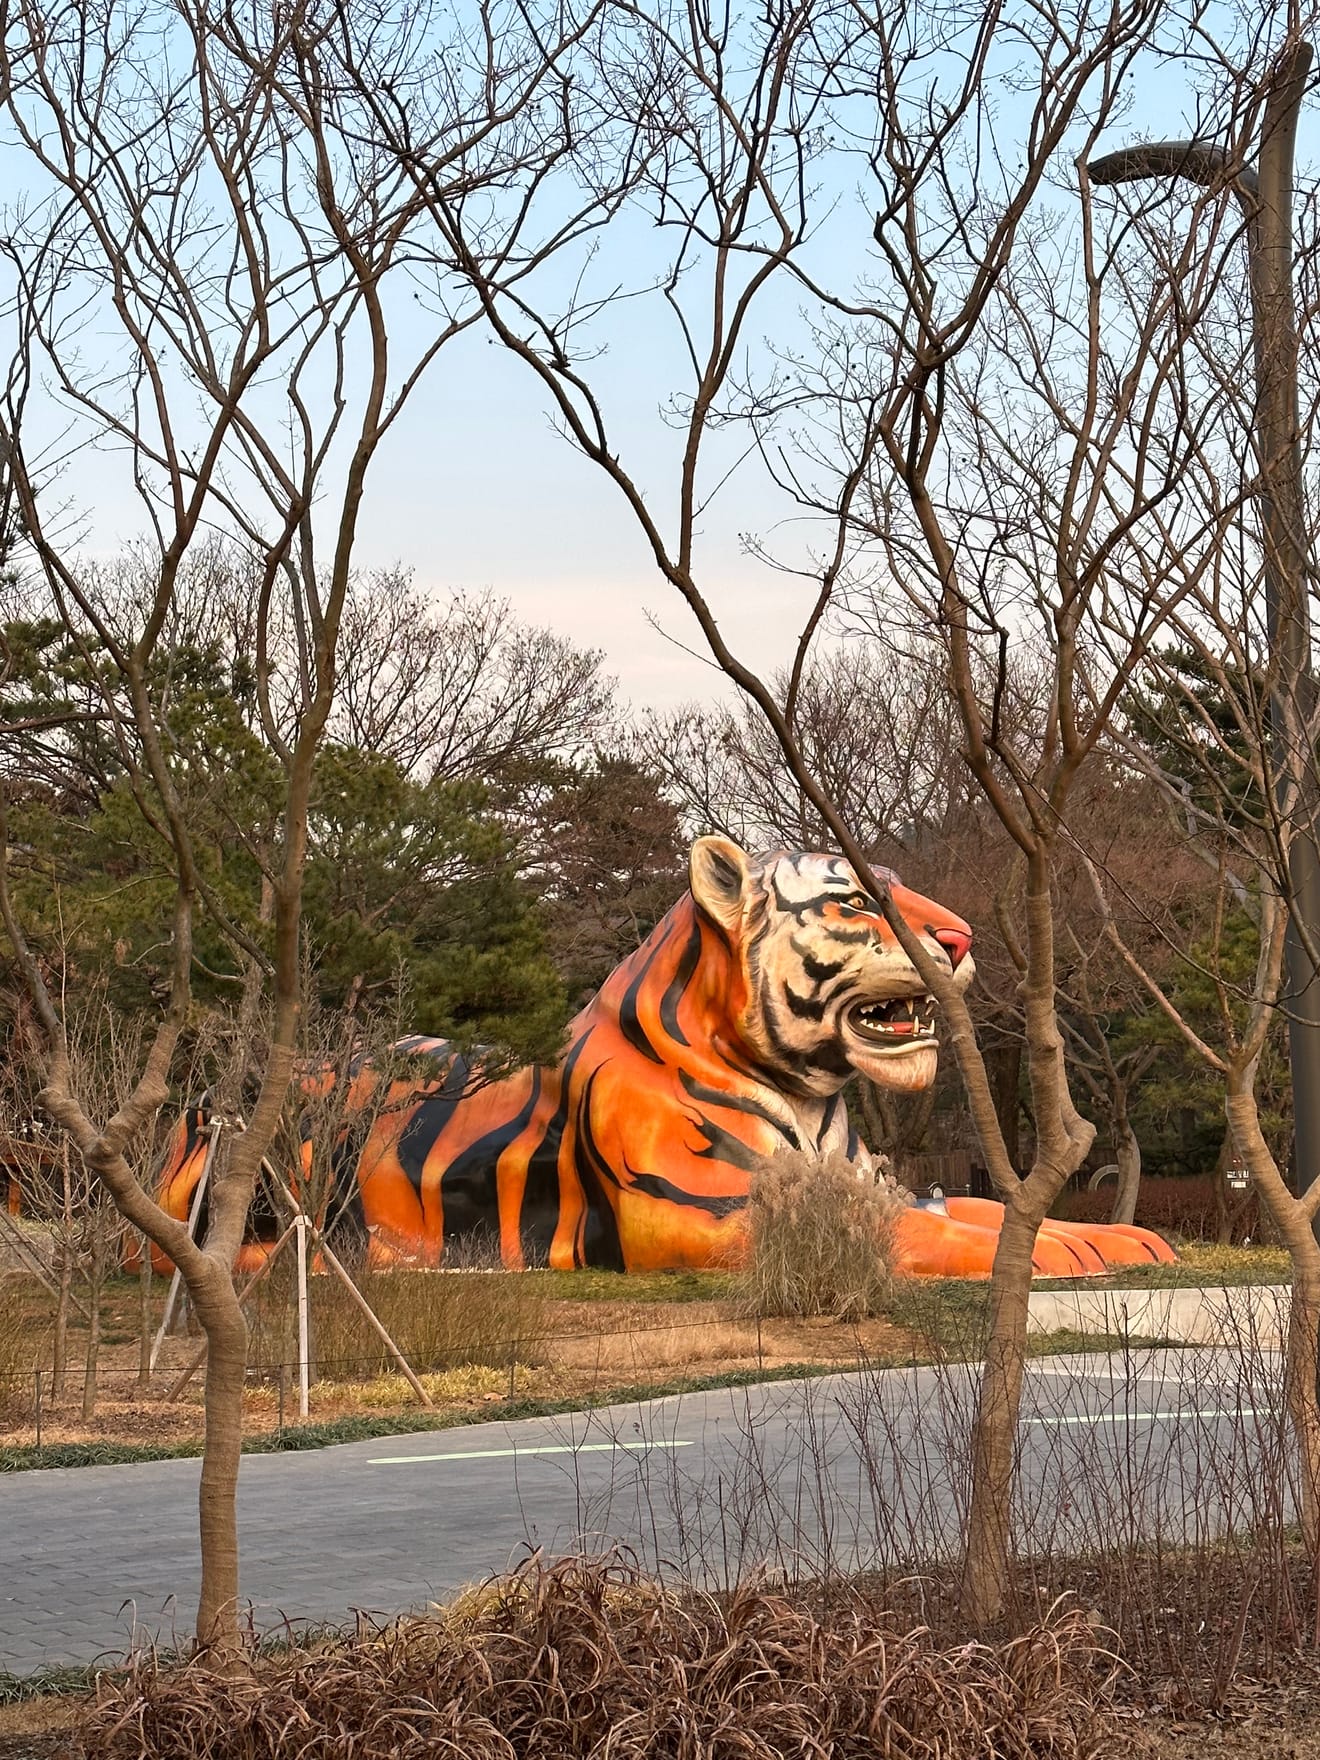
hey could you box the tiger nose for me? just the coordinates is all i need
[931,924,972,972]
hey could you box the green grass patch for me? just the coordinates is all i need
[885,1276,990,1355]
[1031,1241,1290,1292]
[525,1268,734,1303]
[0,1662,98,1705]
[883,1278,1178,1360]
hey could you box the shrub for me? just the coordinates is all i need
[77,1554,1118,1760]
[246,1243,551,1385]
[1056,1175,1262,1242]
[736,1148,905,1321]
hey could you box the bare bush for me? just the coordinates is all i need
[0,1271,28,1420]
[246,1251,551,1387]
[77,1553,1118,1760]
[737,1149,905,1322]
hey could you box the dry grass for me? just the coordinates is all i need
[244,1252,552,1383]
[545,1306,761,1374]
[0,1274,30,1421]
[1171,1240,1291,1281]
[345,1364,545,1406]
[76,1554,1119,1759]
[737,1148,905,1322]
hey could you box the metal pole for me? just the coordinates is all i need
[1090,40,1320,1208]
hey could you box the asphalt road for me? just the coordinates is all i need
[0,1345,1286,1677]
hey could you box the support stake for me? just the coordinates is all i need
[295,1212,310,1420]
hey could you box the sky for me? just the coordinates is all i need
[343,321,822,714]
[5,0,1303,721]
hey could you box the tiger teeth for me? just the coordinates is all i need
[851,995,938,1038]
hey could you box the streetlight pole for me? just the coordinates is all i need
[1089,40,1320,1206]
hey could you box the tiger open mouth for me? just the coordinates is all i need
[848,995,938,1048]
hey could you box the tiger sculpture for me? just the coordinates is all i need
[152,837,1175,1278]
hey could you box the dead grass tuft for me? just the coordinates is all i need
[77,1554,1119,1759]
[245,1246,551,1384]
[737,1147,905,1321]
[0,1273,30,1421]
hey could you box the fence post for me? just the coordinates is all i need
[33,1368,41,1450]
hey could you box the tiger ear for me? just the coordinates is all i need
[690,835,752,936]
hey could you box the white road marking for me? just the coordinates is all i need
[1023,1406,1262,1428]
[368,1440,695,1465]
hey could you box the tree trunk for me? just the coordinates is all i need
[1225,1078,1320,1558]
[81,1252,101,1422]
[51,1242,71,1402]
[961,1195,1040,1624]
[138,1229,153,1388]
[1109,1107,1141,1226]
[192,1270,249,1659]
[1210,1127,1245,1244]
[1285,1260,1320,1555]
[986,1039,1022,1172]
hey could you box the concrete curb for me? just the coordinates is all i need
[1027,1281,1290,1346]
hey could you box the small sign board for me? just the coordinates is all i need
[1226,1164,1250,1191]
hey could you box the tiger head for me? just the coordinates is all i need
[690,836,974,1099]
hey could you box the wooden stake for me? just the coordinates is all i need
[295,1212,310,1419]
[254,1153,433,1411]
[314,1233,433,1409]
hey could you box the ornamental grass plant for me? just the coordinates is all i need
[736,1147,906,1322]
[77,1553,1118,1760]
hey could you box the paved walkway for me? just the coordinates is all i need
[0,1348,1282,1676]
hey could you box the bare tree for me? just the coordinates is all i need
[357,0,1224,1624]
[642,645,968,853]
[0,0,585,1656]
[333,573,615,784]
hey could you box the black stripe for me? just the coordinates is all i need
[395,1054,473,1198]
[800,951,846,982]
[657,918,702,1047]
[435,1063,543,1252]
[818,1093,843,1149]
[678,1070,798,1143]
[771,876,838,922]
[625,1160,750,1217]
[784,983,826,1021]
[691,1112,782,1171]
[520,1037,593,1264]
[564,1051,626,1270]
[578,1068,750,1220]
[617,925,673,1065]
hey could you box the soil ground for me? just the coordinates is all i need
[0,1268,923,1455]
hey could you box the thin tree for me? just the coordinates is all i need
[0,0,583,1655]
